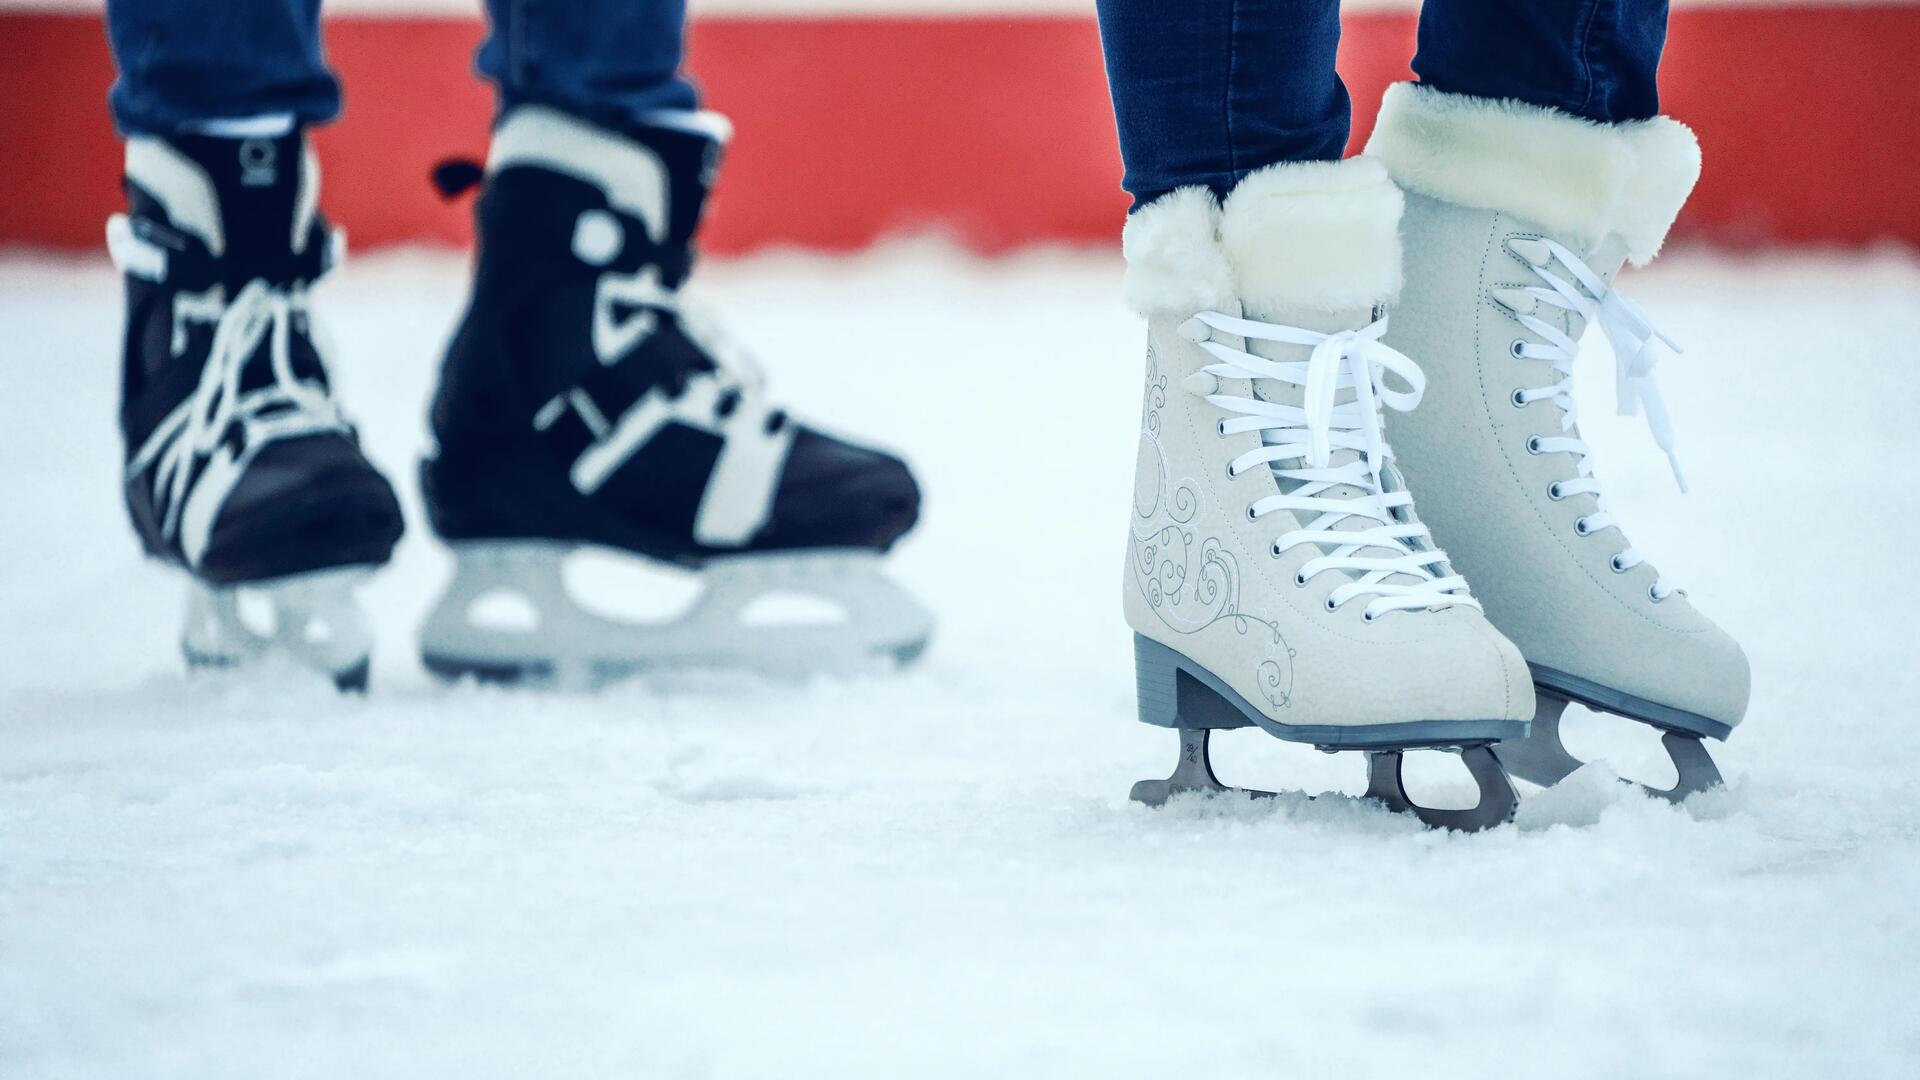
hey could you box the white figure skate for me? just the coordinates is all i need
[1120,158,1534,830]
[1368,84,1750,799]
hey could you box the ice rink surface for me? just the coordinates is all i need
[3,243,1918,1077]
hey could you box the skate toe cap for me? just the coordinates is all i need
[763,428,920,551]
[199,437,404,583]
[1648,618,1751,736]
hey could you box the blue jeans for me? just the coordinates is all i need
[1096,0,1669,207]
[104,0,698,137]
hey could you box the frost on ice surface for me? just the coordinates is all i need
[3,246,1920,1078]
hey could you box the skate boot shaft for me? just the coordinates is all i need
[423,107,919,563]
[1119,158,1533,733]
[111,132,401,584]
[1367,84,1749,737]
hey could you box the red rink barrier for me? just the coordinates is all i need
[1,8,1915,254]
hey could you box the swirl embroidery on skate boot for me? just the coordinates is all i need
[1129,346,1295,709]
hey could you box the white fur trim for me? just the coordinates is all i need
[1121,186,1233,315]
[1219,157,1403,313]
[1365,83,1700,265]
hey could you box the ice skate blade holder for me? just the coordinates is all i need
[179,566,374,692]
[420,540,933,688]
[1129,636,1524,832]
[1493,673,1727,803]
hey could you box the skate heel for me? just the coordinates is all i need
[1132,635,1257,731]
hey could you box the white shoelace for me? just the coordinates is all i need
[125,279,349,545]
[1504,239,1685,600]
[1181,312,1479,621]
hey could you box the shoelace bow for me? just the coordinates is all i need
[1181,311,1479,621]
[1504,239,1685,599]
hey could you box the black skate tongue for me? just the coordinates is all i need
[168,131,322,289]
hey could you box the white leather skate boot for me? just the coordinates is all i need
[1367,84,1750,800]
[1121,157,1533,830]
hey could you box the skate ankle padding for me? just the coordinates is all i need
[1218,157,1404,314]
[1364,83,1700,265]
[1120,158,1404,317]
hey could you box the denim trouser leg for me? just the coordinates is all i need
[105,1,700,138]
[476,0,699,132]
[105,0,338,136]
[1095,0,1349,210]
[1415,0,1669,122]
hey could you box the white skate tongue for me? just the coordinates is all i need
[1240,313,1435,587]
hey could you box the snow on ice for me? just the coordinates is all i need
[2,243,1918,1077]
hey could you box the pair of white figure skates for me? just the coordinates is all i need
[1123,85,1750,829]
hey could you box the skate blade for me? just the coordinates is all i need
[180,567,375,692]
[1493,691,1724,803]
[1132,728,1517,832]
[420,540,933,688]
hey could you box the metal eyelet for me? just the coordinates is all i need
[1574,516,1592,536]
[1526,435,1542,455]
[1610,554,1627,573]
[1510,388,1528,408]
[1509,340,1526,358]
[1547,482,1565,501]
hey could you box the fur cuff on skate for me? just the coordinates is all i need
[1121,158,1404,316]
[1365,82,1700,265]
[1219,157,1403,313]
[1121,186,1236,315]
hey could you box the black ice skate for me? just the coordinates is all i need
[418,107,928,685]
[110,131,403,690]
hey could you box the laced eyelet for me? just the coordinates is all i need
[1216,418,1228,438]
[1547,482,1565,501]
[1293,571,1308,587]
[1609,554,1627,573]
[1648,585,1666,603]
[1574,516,1592,536]
[1324,597,1339,613]
[1526,435,1542,455]
[1361,610,1377,623]
[1226,464,1237,480]
[1270,542,1283,558]
[1510,388,1528,408]
[1245,505,1257,522]
[1509,340,1526,358]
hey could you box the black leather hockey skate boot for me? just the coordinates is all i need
[111,131,403,690]
[419,107,928,685]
